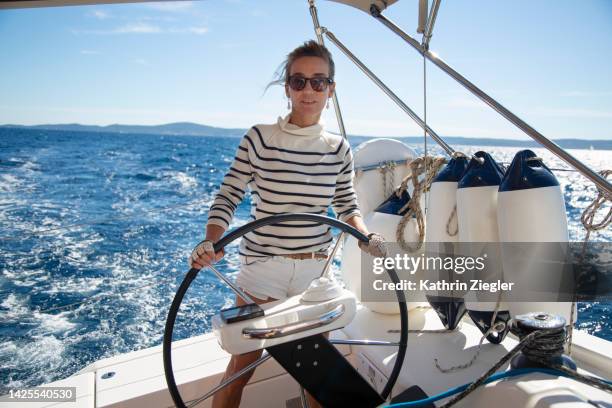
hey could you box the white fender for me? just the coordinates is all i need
[497,150,574,324]
[341,139,423,314]
[457,151,510,344]
[425,156,469,329]
[342,201,428,314]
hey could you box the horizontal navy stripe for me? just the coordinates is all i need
[226,173,248,183]
[251,228,331,240]
[252,126,345,156]
[256,195,328,208]
[227,190,242,201]
[332,198,356,205]
[244,135,343,167]
[257,174,336,188]
[209,206,233,219]
[255,207,326,216]
[211,202,234,211]
[228,166,251,176]
[258,184,334,199]
[208,215,229,224]
[221,182,245,195]
[249,160,340,176]
[217,194,237,209]
[254,207,283,216]
[335,186,353,194]
[244,235,333,251]
[338,206,359,217]
[248,215,328,229]
[234,156,250,165]
[334,191,356,200]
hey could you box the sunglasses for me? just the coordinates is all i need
[288,75,334,92]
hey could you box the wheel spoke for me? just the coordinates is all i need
[186,352,271,408]
[164,213,408,407]
[299,386,310,408]
[207,263,254,304]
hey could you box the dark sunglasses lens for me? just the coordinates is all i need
[310,78,327,92]
[289,77,306,91]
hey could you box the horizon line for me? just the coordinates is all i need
[1,122,609,142]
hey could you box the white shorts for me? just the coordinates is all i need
[235,255,327,301]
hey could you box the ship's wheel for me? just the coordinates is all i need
[163,214,408,408]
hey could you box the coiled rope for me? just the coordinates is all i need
[567,169,612,354]
[434,291,505,373]
[510,319,567,365]
[379,160,398,198]
[580,170,612,238]
[386,156,461,335]
[395,156,447,253]
[439,326,612,408]
[443,151,469,238]
[445,206,458,237]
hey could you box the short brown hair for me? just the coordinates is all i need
[267,40,335,90]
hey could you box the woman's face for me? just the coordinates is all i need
[285,56,335,119]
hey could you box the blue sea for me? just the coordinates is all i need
[0,128,610,392]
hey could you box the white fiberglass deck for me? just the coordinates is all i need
[4,304,611,408]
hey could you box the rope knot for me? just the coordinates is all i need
[394,156,447,252]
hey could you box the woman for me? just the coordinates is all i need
[190,40,381,408]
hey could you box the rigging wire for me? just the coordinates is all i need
[423,50,429,213]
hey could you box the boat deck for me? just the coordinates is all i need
[2,305,611,408]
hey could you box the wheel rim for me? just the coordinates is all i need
[163,213,408,407]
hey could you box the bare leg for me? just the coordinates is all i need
[305,390,322,408]
[211,294,275,408]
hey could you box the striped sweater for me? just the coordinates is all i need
[207,114,361,257]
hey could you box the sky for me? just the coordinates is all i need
[0,0,611,140]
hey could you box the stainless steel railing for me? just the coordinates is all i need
[306,1,611,197]
[368,4,611,197]
[321,27,455,156]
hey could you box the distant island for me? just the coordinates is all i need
[0,122,245,138]
[1,122,610,150]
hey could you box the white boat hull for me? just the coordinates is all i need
[7,304,611,408]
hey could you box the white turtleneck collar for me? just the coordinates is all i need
[277,114,324,137]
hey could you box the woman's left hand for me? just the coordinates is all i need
[358,232,387,257]
[189,240,224,269]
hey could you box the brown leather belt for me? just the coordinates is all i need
[282,252,328,260]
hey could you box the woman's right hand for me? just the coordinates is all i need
[189,240,225,269]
